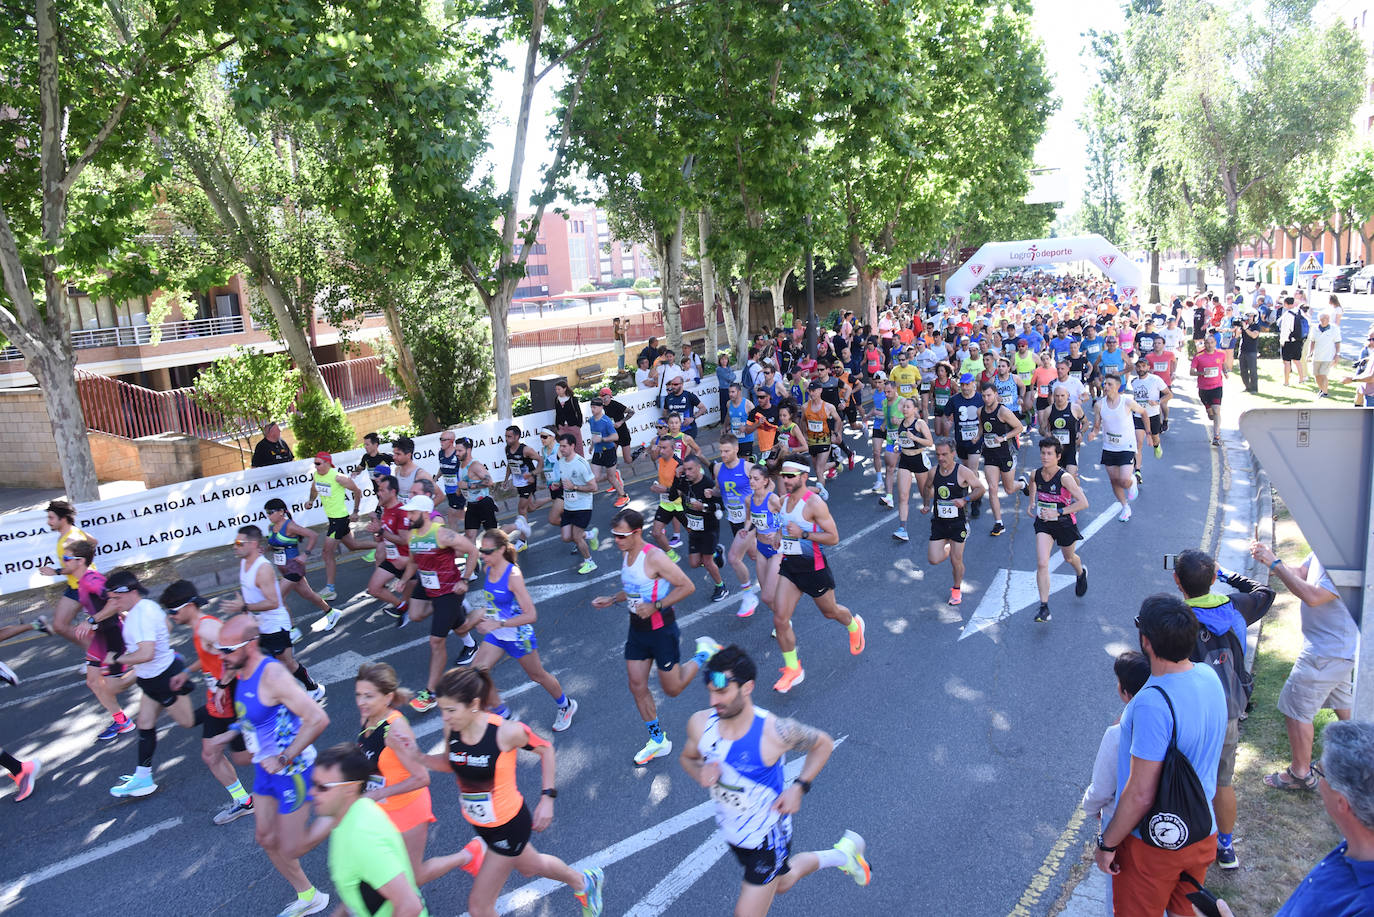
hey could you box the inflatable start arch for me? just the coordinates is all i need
[943,234,1145,309]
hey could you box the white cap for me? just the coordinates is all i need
[401,495,435,513]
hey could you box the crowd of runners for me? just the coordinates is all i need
[0,274,1273,916]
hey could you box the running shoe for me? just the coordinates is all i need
[1016,473,1030,494]
[818,486,830,501]
[871,479,886,494]
[694,636,723,662]
[1127,480,1138,502]
[212,797,254,825]
[666,548,681,563]
[892,526,909,542]
[605,485,618,493]
[711,544,725,569]
[577,558,598,575]
[833,830,871,886]
[575,866,606,917]
[309,684,327,704]
[317,609,342,632]
[1133,468,1142,485]
[668,534,682,548]
[409,690,436,713]
[318,585,337,601]
[969,500,981,519]
[990,522,1005,537]
[633,736,673,765]
[1162,418,1170,432]
[613,496,629,508]
[362,550,375,563]
[0,660,17,687]
[737,591,759,618]
[11,759,39,802]
[587,527,600,552]
[1075,567,1088,597]
[276,891,330,917]
[382,602,404,619]
[949,587,962,606]
[97,717,136,742]
[1118,504,1132,523]
[460,838,486,876]
[513,538,528,552]
[847,454,855,471]
[1153,444,1163,459]
[848,614,866,655]
[110,772,158,798]
[710,583,730,603]
[32,615,52,636]
[289,627,303,644]
[774,666,805,693]
[1216,844,1239,870]
[1034,603,1051,623]
[516,516,532,540]
[454,643,478,667]
[879,493,894,508]
[553,698,578,733]
[1212,435,1221,446]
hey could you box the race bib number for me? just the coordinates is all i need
[316,482,331,497]
[899,432,914,449]
[385,541,401,560]
[1105,431,1124,447]
[710,780,751,814]
[1038,384,1050,397]
[509,472,527,488]
[240,727,261,756]
[441,474,458,491]
[934,392,950,408]
[686,513,705,532]
[1203,366,1220,378]
[365,774,386,794]
[419,569,440,591]
[899,384,913,395]
[564,488,592,511]
[959,422,978,441]
[625,596,641,615]
[937,500,958,519]
[1037,502,1058,521]
[272,551,286,567]
[726,503,746,524]
[1054,430,1070,445]
[750,512,769,530]
[780,537,804,555]
[460,792,495,824]
[984,433,1000,448]
[807,420,824,433]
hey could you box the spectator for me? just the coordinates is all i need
[635,353,657,391]
[1173,549,1276,870]
[553,380,584,455]
[1236,310,1261,393]
[1249,541,1357,792]
[1308,310,1341,398]
[1339,330,1374,407]
[612,317,627,372]
[1277,296,1307,386]
[1094,594,1227,917]
[637,336,660,368]
[1083,651,1154,917]
[1328,292,1344,327]
[251,421,294,468]
[682,341,704,382]
[714,351,736,390]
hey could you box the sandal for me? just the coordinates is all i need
[1263,766,1317,791]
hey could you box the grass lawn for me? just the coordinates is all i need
[1233,357,1360,408]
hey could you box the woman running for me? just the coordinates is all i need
[264,499,336,631]
[537,428,564,528]
[403,668,605,917]
[1029,351,1059,430]
[890,398,934,543]
[928,362,955,438]
[739,464,784,620]
[464,529,577,732]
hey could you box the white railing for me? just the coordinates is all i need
[69,314,247,350]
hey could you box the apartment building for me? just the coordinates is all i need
[514,205,657,300]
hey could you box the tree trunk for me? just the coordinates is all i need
[29,342,102,501]
[734,277,752,367]
[722,281,738,354]
[658,210,685,354]
[487,285,515,418]
[699,210,718,359]
[767,269,791,330]
[1148,244,1161,304]
[382,303,439,432]
[1222,243,1236,297]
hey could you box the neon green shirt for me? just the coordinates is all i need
[313,467,349,518]
[328,798,427,917]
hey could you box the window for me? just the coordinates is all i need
[526,264,549,276]
[529,243,547,255]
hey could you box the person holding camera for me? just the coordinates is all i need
[1236,310,1261,393]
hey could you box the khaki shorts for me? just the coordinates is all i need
[1314,360,1334,377]
[1278,651,1355,723]
[1216,717,1240,787]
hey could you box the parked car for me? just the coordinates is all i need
[1351,265,1374,294]
[1315,264,1359,292]
[1236,258,1258,281]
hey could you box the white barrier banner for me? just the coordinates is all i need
[0,378,718,595]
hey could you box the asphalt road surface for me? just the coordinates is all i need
[0,390,1235,917]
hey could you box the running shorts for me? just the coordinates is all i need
[464,497,499,533]
[655,506,684,527]
[326,516,352,540]
[516,483,537,499]
[779,562,835,598]
[137,657,195,708]
[562,509,592,531]
[930,518,968,543]
[447,492,467,511]
[591,450,617,468]
[379,560,405,578]
[625,621,682,671]
[428,591,465,639]
[1100,449,1135,467]
[1062,446,1079,468]
[63,586,80,602]
[807,443,830,457]
[474,804,533,857]
[731,827,793,886]
[258,628,294,658]
[1200,387,1222,407]
[1035,396,1050,411]
[1033,518,1081,546]
[955,440,981,461]
[253,762,313,815]
[897,451,929,475]
[484,626,537,659]
[549,484,564,502]
[688,528,719,558]
[982,447,1015,473]
[281,557,306,583]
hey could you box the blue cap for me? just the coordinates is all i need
[959,372,974,384]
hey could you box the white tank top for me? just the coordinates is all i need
[698,707,788,848]
[621,544,672,604]
[777,489,822,560]
[241,554,290,634]
[1098,394,1136,452]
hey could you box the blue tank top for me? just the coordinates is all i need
[460,459,490,501]
[748,490,780,534]
[541,445,561,485]
[716,459,751,519]
[726,400,754,443]
[437,447,460,494]
[267,520,301,561]
[697,708,787,848]
[994,375,1018,405]
[872,391,887,432]
[235,657,315,774]
[471,561,530,643]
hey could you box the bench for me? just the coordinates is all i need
[575,363,604,384]
[510,382,528,396]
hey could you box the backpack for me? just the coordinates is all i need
[1136,686,1215,851]
[1190,610,1252,720]
[1298,313,1309,339]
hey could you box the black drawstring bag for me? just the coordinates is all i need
[1136,685,1213,850]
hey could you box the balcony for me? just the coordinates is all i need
[68,314,247,349]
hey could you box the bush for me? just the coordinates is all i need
[292,387,355,458]
[512,393,533,416]
[375,424,415,443]
[396,296,493,427]
[632,276,654,289]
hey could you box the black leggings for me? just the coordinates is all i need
[0,749,20,776]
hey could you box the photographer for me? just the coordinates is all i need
[1236,310,1261,394]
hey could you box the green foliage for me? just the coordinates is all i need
[189,347,301,459]
[394,295,493,428]
[512,393,534,416]
[375,424,416,443]
[632,277,654,289]
[606,277,635,289]
[292,388,355,458]
[1077,85,1127,244]
[576,281,597,292]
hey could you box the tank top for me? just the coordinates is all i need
[621,544,675,632]
[726,399,754,443]
[447,713,524,827]
[240,554,290,635]
[698,708,788,848]
[540,445,561,486]
[1047,403,1080,450]
[716,459,751,525]
[235,656,315,773]
[980,404,1013,450]
[436,448,460,495]
[358,710,428,811]
[1098,394,1136,452]
[896,417,926,452]
[266,519,301,569]
[408,523,461,596]
[193,615,234,719]
[778,490,824,571]
[395,463,421,498]
[802,401,830,445]
[1013,353,1036,386]
[656,448,683,511]
[931,379,954,411]
[314,467,349,517]
[460,459,490,502]
[470,562,528,642]
[57,525,95,588]
[506,442,535,488]
[748,490,780,535]
[931,463,967,523]
[1034,467,1076,524]
[994,375,1018,405]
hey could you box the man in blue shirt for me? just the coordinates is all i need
[587,398,628,507]
[1094,594,1227,917]
[1022,322,1045,354]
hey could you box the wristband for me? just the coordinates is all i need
[794,778,812,794]
[1269,558,1282,571]
[541,788,558,799]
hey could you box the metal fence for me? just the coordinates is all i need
[508,301,720,371]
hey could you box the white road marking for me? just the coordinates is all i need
[0,816,184,909]
[623,832,731,917]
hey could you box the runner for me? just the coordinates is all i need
[36,499,97,646]
[978,382,1029,537]
[1191,333,1228,446]
[501,426,541,546]
[463,529,578,732]
[922,440,986,606]
[263,499,337,632]
[724,383,759,459]
[536,427,564,528]
[717,434,760,607]
[649,433,686,562]
[890,398,934,543]
[554,433,600,575]
[675,454,730,602]
[1029,351,1058,430]
[364,475,414,620]
[769,458,866,694]
[208,614,331,917]
[159,579,255,825]
[1025,438,1090,623]
[1090,374,1148,522]
[397,495,480,714]
[928,363,955,439]
[100,571,198,799]
[1012,339,1038,423]
[308,453,372,602]
[64,538,136,741]
[437,430,467,531]
[946,373,985,519]
[1146,337,1177,430]
[401,668,605,916]
[578,402,622,513]
[591,508,721,765]
[877,379,904,507]
[740,464,784,621]
[224,527,325,702]
[681,645,871,916]
[1,744,38,802]
[1042,385,1086,477]
[597,387,638,467]
[1129,356,1172,468]
[889,347,920,405]
[801,383,842,499]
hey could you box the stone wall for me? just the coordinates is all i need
[0,389,63,488]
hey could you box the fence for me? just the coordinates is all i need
[507,301,722,370]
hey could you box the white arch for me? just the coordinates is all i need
[943,234,1145,309]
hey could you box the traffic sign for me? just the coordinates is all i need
[1296,251,1325,275]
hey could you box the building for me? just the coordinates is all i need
[513,205,657,300]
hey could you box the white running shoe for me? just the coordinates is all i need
[276,891,330,917]
[516,515,532,540]
[879,493,894,508]
[633,736,673,766]
[317,610,342,632]
[1119,503,1132,523]
[553,698,578,733]
[737,591,760,618]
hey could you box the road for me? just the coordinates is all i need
[0,390,1236,917]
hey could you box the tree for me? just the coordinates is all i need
[1078,84,1126,244]
[1332,142,1374,264]
[379,288,493,429]
[189,347,300,464]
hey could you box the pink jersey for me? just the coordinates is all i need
[1191,351,1226,390]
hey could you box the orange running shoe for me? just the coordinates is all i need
[773,666,805,693]
[460,837,486,876]
[949,587,962,606]
[848,614,866,655]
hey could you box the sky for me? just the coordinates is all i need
[482,0,1126,218]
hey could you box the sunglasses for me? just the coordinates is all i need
[108,585,136,594]
[779,471,804,478]
[311,779,360,793]
[233,539,247,547]
[706,670,736,689]
[61,554,78,561]
[215,638,254,653]
[610,530,637,539]
[313,461,326,466]
[478,546,498,555]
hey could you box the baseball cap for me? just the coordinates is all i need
[401,495,435,513]
[871,370,887,381]
[160,579,208,610]
[959,372,974,384]
[105,570,148,596]
[599,387,613,397]
[314,451,333,465]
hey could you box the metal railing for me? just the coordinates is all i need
[69,314,247,350]
[507,301,722,371]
